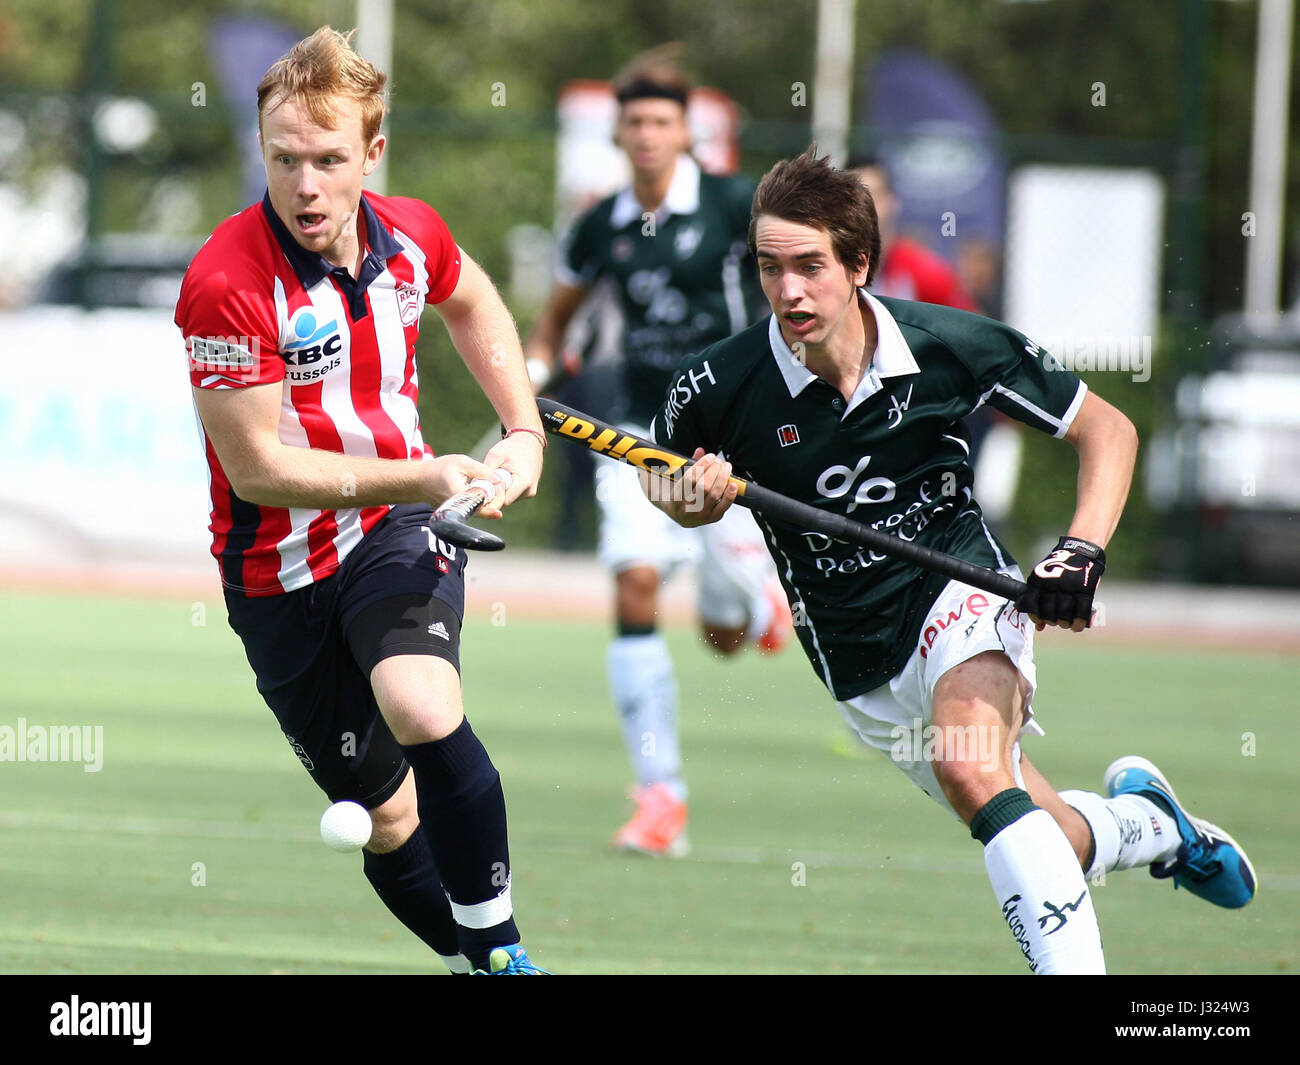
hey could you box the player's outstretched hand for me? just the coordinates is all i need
[1016,536,1106,632]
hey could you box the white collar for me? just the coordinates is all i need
[769,290,920,412]
[609,154,702,228]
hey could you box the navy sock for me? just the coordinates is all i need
[969,787,1039,845]
[403,718,519,969]
[362,827,460,959]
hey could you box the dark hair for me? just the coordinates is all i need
[613,43,691,108]
[749,146,881,286]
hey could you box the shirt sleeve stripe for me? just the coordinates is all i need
[721,246,748,335]
[1055,380,1089,439]
[991,382,1064,434]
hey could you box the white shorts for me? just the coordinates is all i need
[835,570,1044,819]
[594,433,775,629]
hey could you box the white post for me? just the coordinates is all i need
[1244,0,1293,321]
[355,0,394,195]
[811,0,857,167]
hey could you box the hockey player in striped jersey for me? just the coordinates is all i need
[177,26,546,976]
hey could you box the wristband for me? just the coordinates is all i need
[1058,536,1104,560]
[502,426,547,450]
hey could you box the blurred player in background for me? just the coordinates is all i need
[526,46,792,857]
[847,159,978,312]
[650,149,1255,972]
[176,27,546,975]
[850,158,1021,526]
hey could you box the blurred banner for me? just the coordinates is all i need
[208,15,302,209]
[1004,165,1164,358]
[0,308,211,568]
[866,50,1005,255]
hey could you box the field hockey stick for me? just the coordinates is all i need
[428,475,509,551]
[537,399,1028,601]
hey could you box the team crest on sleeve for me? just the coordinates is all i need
[188,335,258,384]
[396,282,421,326]
[777,424,800,447]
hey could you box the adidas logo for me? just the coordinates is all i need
[427,621,449,640]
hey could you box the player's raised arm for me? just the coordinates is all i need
[1016,390,1139,632]
[192,380,495,511]
[432,250,545,506]
[523,280,589,390]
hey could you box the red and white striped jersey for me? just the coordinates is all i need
[176,191,461,596]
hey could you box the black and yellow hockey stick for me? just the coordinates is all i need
[537,398,1027,601]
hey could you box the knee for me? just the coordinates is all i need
[364,777,420,854]
[933,756,1012,825]
[370,659,464,745]
[701,625,745,656]
[616,568,659,616]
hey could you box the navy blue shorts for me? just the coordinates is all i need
[224,504,468,808]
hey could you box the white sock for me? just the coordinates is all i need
[983,809,1106,974]
[607,634,686,800]
[700,510,777,645]
[1061,790,1180,878]
[746,586,775,646]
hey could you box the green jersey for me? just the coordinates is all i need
[651,292,1088,700]
[558,154,760,425]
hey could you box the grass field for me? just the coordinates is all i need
[0,586,1295,975]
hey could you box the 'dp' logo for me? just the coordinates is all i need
[815,455,897,514]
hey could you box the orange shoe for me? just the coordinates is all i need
[756,579,794,654]
[613,782,690,857]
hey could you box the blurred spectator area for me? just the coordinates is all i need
[35,234,201,309]
[1148,315,1300,586]
[0,0,1292,583]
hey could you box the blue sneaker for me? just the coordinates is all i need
[1104,756,1256,909]
[473,944,551,975]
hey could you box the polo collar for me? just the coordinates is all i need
[768,289,921,411]
[609,153,702,229]
[260,191,402,289]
